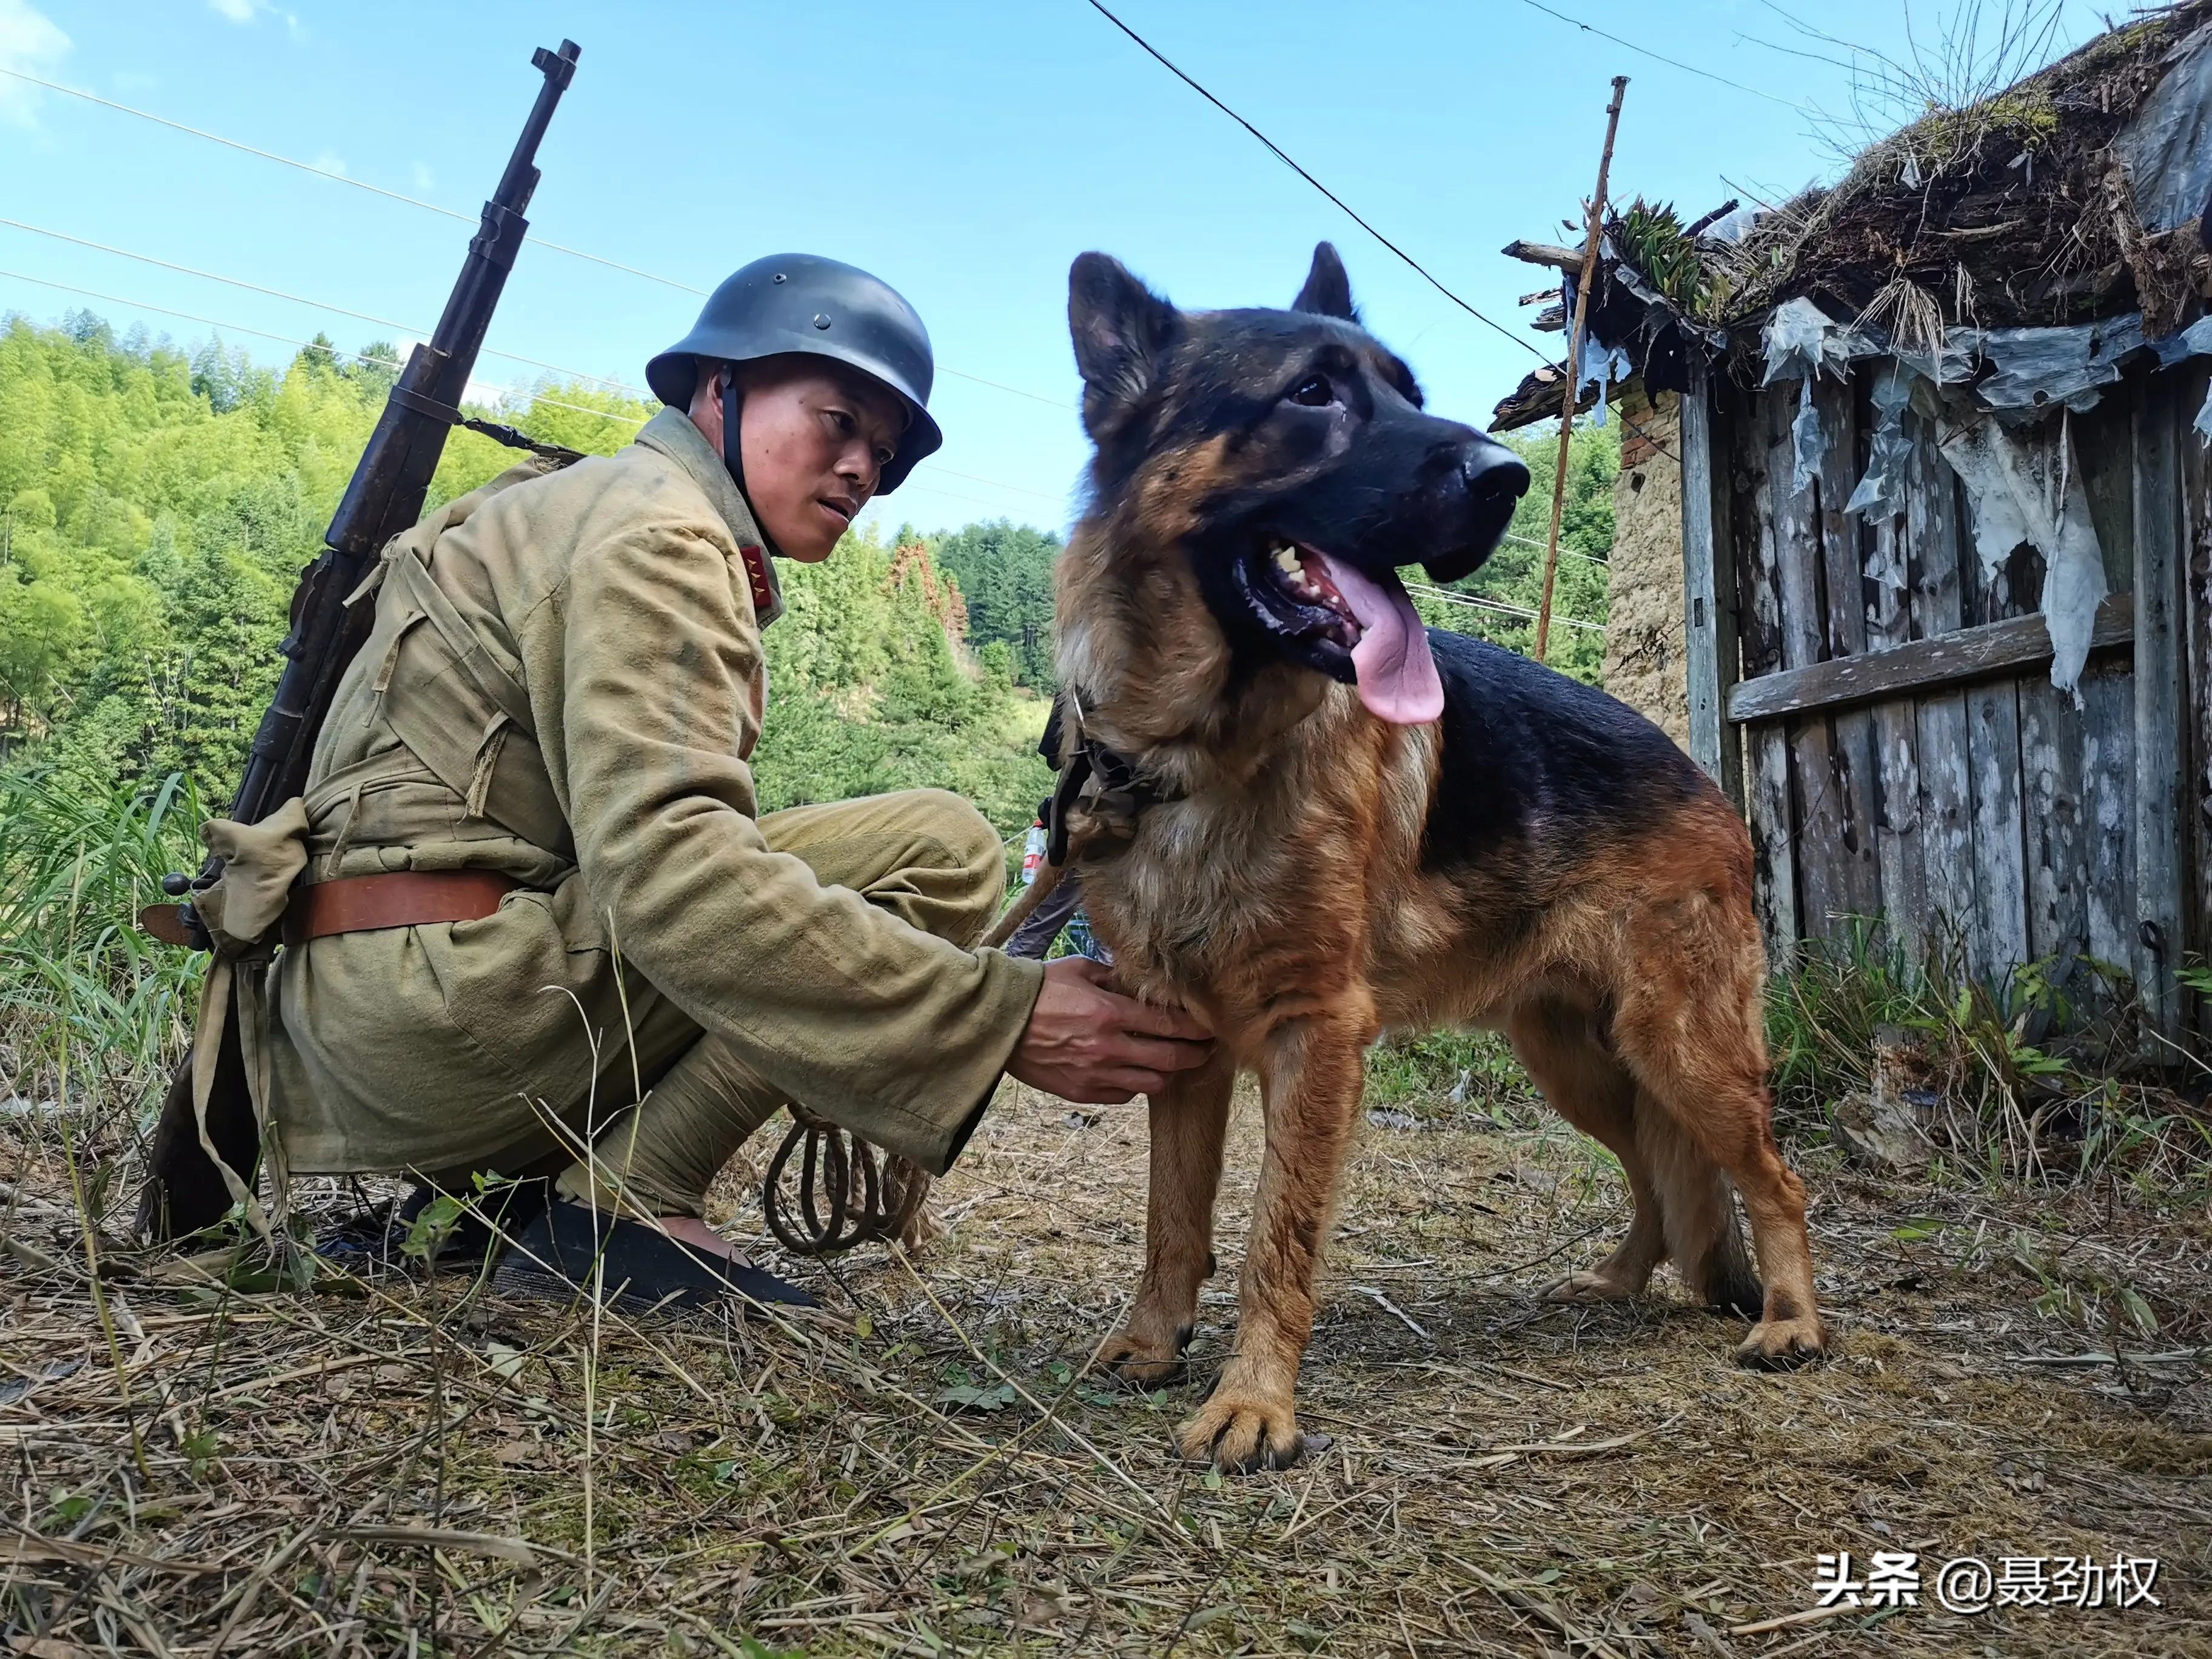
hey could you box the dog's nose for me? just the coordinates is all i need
[1423,438,1531,585]
[1463,440,1530,508]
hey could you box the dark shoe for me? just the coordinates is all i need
[317,1179,549,1273]
[494,1199,817,1314]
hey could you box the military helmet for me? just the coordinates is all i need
[647,253,943,495]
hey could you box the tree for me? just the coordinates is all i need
[931,518,1061,689]
[1407,421,1617,684]
[0,309,1057,840]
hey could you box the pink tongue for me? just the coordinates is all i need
[1308,552,1444,724]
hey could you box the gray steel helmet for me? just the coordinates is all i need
[647,253,942,495]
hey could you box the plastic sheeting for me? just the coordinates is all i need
[2113,21,2212,234]
[1559,270,1638,428]
[1759,296,1876,384]
[1933,414,2108,702]
[1846,361,1917,515]
[1761,298,1877,493]
[2146,316,2212,446]
[1966,315,2148,421]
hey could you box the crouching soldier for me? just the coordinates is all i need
[243,255,1212,1304]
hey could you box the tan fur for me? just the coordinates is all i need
[1061,493,1826,1472]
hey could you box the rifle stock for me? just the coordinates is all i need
[137,40,582,1240]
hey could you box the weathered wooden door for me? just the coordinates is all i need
[1680,360,2205,1043]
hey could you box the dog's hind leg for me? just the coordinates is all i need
[1615,896,1825,1369]
[1504,1000,1666,1302]
[1099,1048,1235,1389]
[1636,1100,1763,1318]
[1177,992,1372,1473]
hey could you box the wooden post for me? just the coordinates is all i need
[1679,354,1741,805]
[1533,74,1628,664]
[2132,374,2187,1048]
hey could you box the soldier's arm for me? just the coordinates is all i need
[553,521,1044,1173]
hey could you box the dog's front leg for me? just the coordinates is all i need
[1098,1047,1235,1387]
[1178,994,1370,1472]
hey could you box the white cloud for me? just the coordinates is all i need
[411,160,434,194]
[312,148,346,177]
[207,0,302,35]
[0,0,72,130]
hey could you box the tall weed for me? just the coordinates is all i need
[1769,919,2209,1190]
[0,767,202,1128]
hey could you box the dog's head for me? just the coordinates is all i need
[1067,243,1529,725]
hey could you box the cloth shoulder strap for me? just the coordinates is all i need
[310,457,574,858]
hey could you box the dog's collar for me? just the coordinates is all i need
[1042,692,1184,866]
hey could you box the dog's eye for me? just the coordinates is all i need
[1288,374,1334,407]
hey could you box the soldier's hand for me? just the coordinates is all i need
[1008,957,1215,1104]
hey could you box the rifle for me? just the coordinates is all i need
[135,39,583,1239]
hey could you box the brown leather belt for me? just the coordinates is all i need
[284,871,521,947]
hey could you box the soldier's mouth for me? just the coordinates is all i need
[817,494,859,527]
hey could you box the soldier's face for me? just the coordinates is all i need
[725,357,906,561]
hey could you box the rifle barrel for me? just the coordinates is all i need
[226,39,581,828]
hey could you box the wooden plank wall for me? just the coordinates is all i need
[1726,365,2178,1003]
[2133,375,2188,1042]
[2185,361,2212,1045]
[1731,383,1797,960]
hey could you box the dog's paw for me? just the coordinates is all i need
[1094,1325,1191,1391]
[1541,1268,1641,1304]
[1735,1314,1828,1370]
[1176,1390,1312,1472]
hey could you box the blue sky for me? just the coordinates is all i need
[1,0,2100,537]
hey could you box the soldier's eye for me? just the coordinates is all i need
[1289,374,1333,407]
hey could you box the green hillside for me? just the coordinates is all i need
[0,310,1612,839]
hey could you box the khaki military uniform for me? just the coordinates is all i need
[253,407,1042,1216]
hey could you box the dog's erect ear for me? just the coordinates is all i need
[1069,253,1178,430]
[1291,242,1357,322]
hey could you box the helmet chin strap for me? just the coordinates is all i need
[719,363,782,558]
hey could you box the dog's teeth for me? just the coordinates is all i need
[1272,545,1301,577]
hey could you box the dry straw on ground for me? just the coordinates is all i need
[4,1071,2209,1657]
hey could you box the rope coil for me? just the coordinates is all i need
[762,1107,930,1256]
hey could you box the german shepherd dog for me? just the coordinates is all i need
[1055,244,1826,1472]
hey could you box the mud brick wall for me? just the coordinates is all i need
[1603,381,1690,751]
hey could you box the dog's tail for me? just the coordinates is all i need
[1635,1101,1763,1318]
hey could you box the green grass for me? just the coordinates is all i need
[1767,918,2210,1191]
[3,769,2202,1201]
[1361,1028,1542,1125]
[0,765,203,1126]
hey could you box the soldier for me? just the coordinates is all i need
[260,255,1213,1303]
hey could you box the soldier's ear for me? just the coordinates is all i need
[1292,242,1357,322]
[1068,252,1180,438]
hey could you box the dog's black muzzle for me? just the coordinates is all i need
[1421,434,1530,585]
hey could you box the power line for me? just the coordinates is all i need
[1406,579,1604,632]
[1515,0,1809,112]
[0,64,692,298]
[923,466,1067,505]
[0,215,655,397]
[0,63,1077,412]
[1499,528,1607,567]
[1081,0,1544,362]
[0,265,1071,516]
[0,265,649,421]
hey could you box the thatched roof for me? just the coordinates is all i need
[1493,3,2212,430]
[1720,0,2212,338]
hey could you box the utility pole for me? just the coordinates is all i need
[1533,74,1627,664]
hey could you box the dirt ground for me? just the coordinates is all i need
[4,1078,2208,1657]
